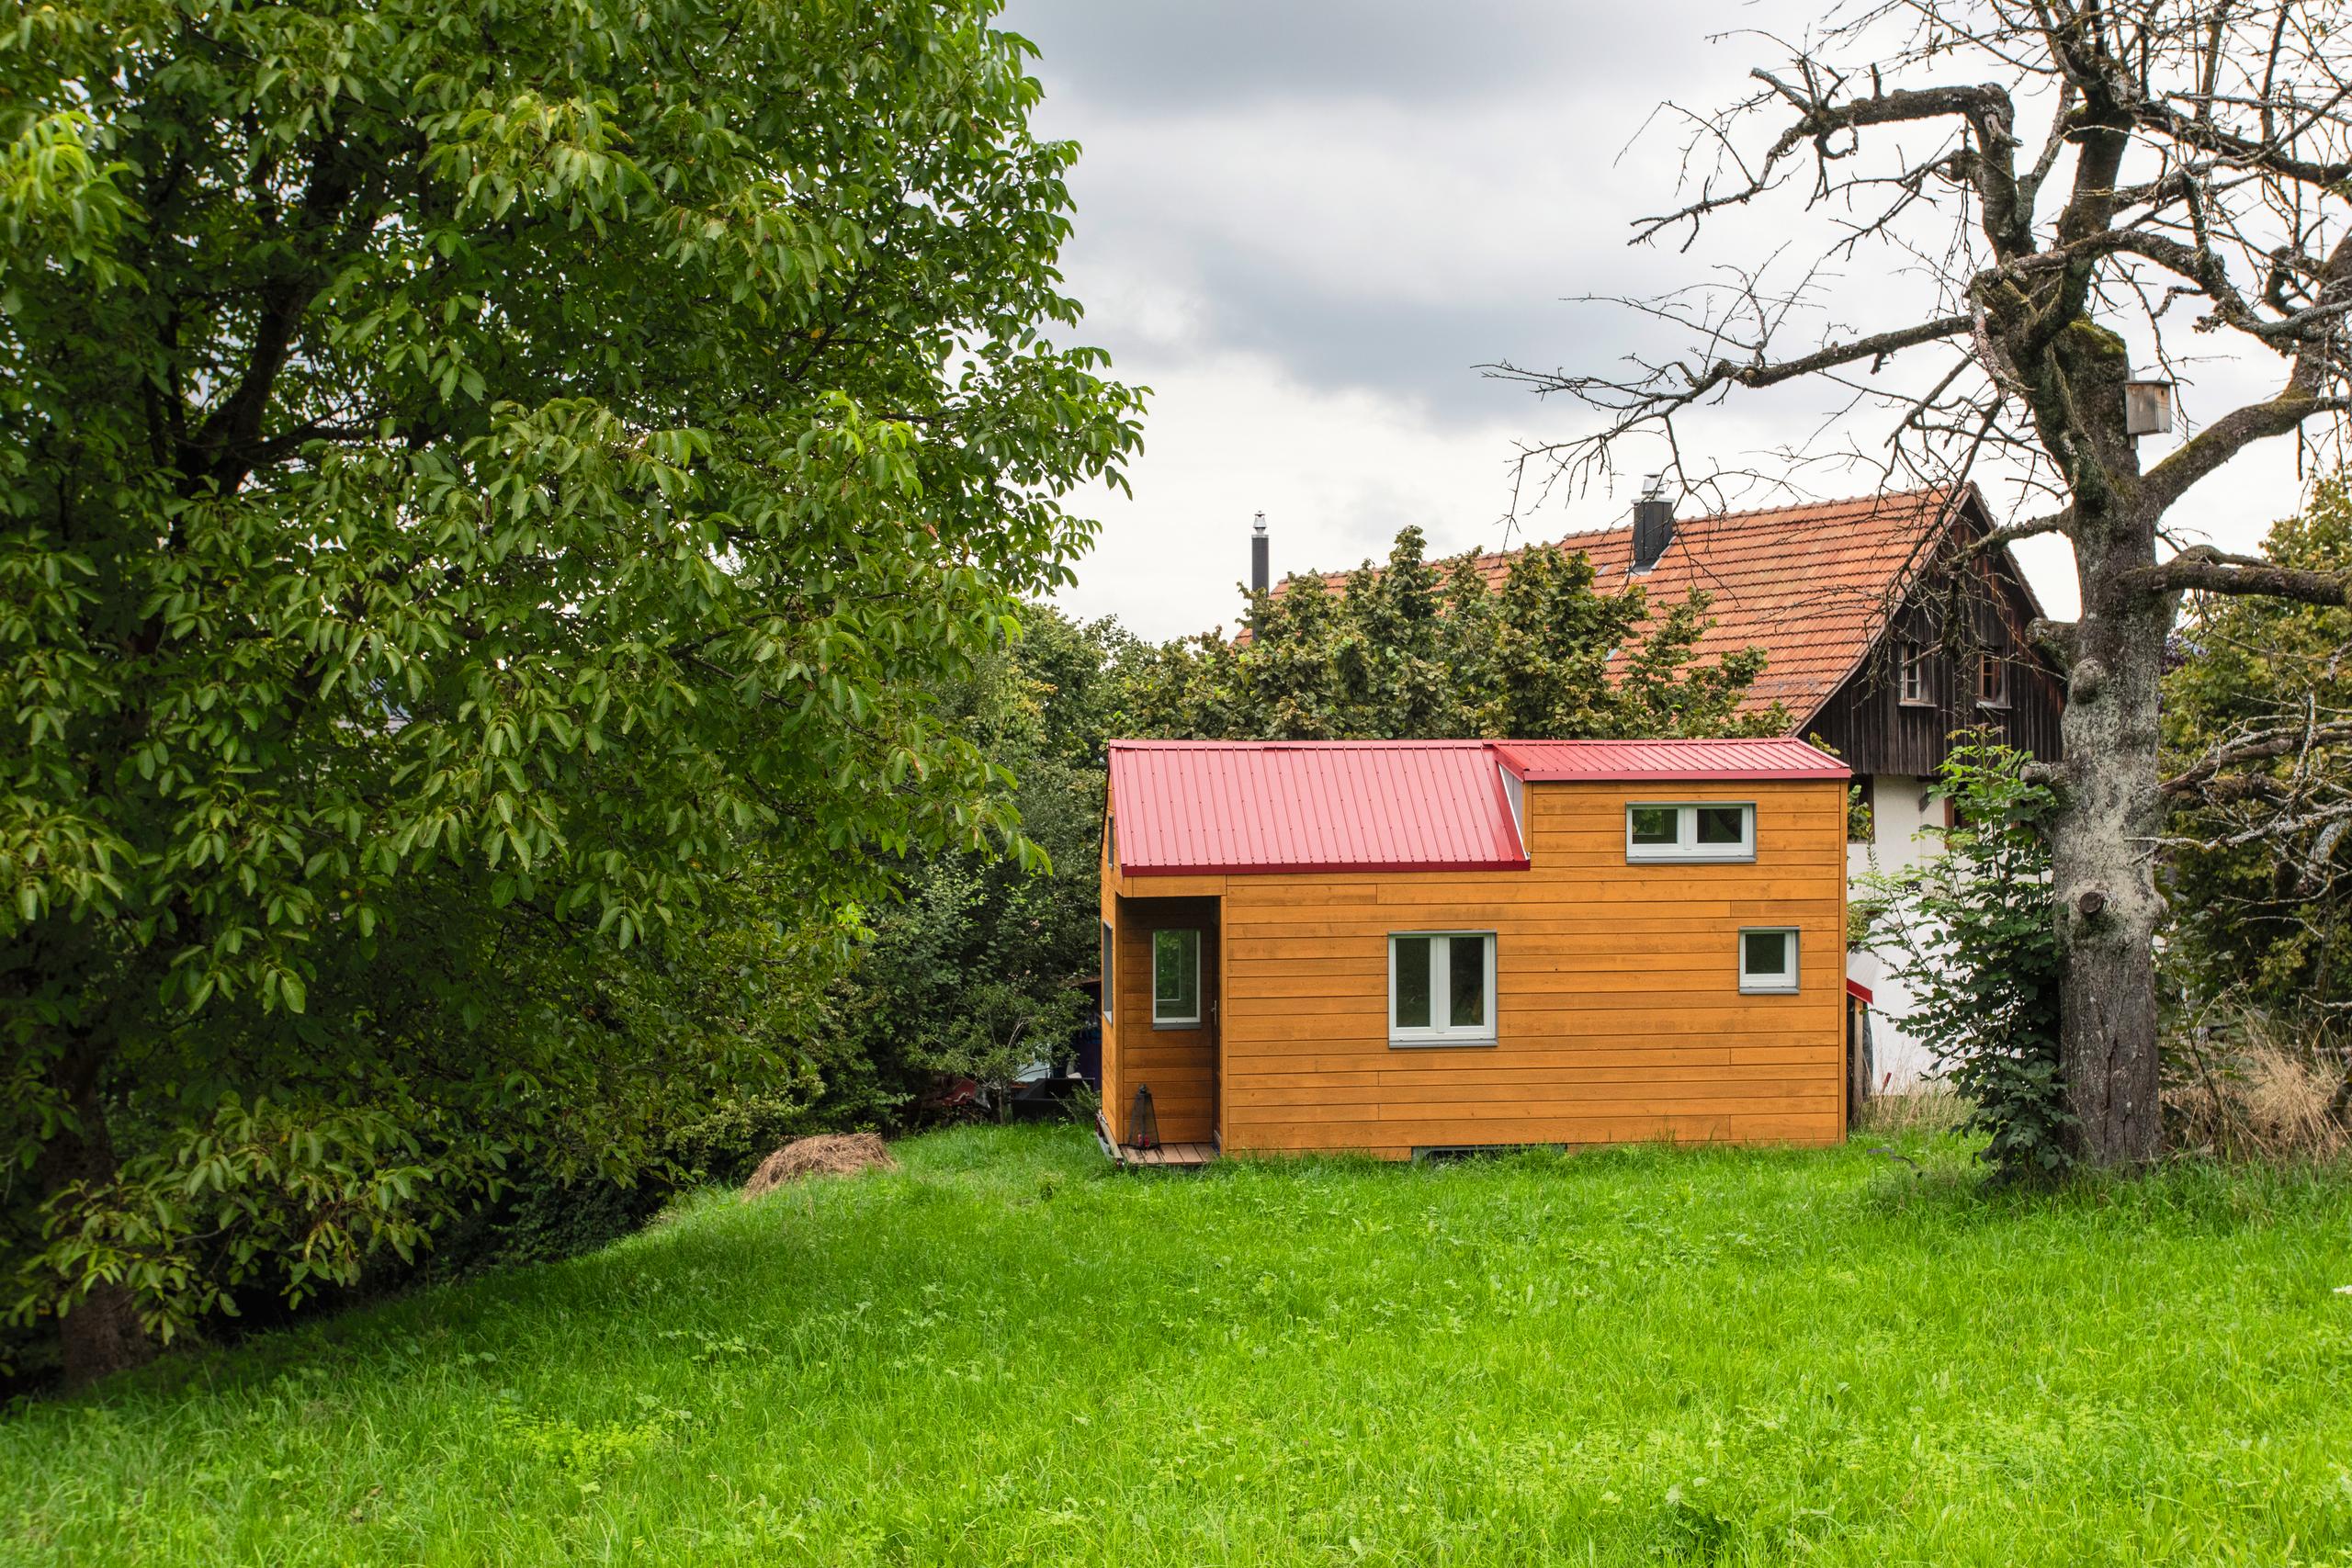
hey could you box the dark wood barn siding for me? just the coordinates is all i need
[1807,549,2063,777]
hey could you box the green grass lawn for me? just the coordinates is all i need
[6,1126,2352,1566]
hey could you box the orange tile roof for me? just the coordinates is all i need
[1276,488,1969,727]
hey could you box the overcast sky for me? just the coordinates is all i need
[1004,0,2319,642]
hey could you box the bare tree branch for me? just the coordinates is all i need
[2128,544,2352,604]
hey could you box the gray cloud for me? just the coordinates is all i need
[1003,0,2303,639]
[1004,0,1764,110]
[1146,253,1600,427]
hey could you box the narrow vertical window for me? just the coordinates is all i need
[1977,652,2009,708]
[1448,937,1487,1029]
[1898,642,1929,705]
[1392,935,1432,1030]
[1100,920,1114,1021]
[1152,929,1201,1026]
[1848,776,1875,843]
[1389,932,1496,1046]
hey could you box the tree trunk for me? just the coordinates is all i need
[36,1032,153,1389]
[57,1282,149,1392]
[2051,508,2172,1166]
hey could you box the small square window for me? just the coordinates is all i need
[1739,928,1800,994]
[1625,803,1755,862]
[1390,932,1495,1046]
[1152,929,1200,1026]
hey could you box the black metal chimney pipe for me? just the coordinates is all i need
[1250,511,1270,594]
[1631,481,1674,572]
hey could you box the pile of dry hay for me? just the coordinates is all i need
[740,1133,897,1200]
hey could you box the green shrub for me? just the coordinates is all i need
[1860,737,2070,1179]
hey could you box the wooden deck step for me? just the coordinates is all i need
[1095,1111,1219,1168]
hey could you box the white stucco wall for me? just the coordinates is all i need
[1846,773,1943,1089]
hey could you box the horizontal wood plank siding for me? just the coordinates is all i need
[1105,893,1218,1145]
[1220,778,1846,1157]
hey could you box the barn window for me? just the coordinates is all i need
[1101,920,1114,1021]
[1738,928,1800,994]
[1897,642,1930,705]
[1388,932,1497,1047]
[1152,929,1201,1027]
[1625,803,1755,862]
[1977,652,2009,708]
[1848,776,1875,842]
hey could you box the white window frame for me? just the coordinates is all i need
[1977,651,2010,709]
[1738,927,1801,994]
[1498,765,1527,852]
[1100,919,1114,1022]
[1151,928,1201,1028]
[1387,931,1498,1048]
[1624,802,1756,863]
[1897,642,1931,705]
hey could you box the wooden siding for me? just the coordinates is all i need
[1807,532,2064,776]
[1216,779,1847,1158]
[1103,893,1219,1145]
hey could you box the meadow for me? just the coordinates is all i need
[6,1124,2352,1565]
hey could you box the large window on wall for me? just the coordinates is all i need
[1152,929,1201,1027]
[1389,932,1497,1047]
[1626,803,1755,863]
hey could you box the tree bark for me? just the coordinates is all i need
[2050,503,2172,1167]
[36,1033,153,1389]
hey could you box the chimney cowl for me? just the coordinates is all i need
[1631,484,1675,573]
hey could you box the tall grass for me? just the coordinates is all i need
[2167,1009,2351,1161]
[5,1125,2351,1565]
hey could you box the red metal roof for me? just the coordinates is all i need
[1107,738,1847,877]
[1108,740,1528,877]
[1492,737,1849,782]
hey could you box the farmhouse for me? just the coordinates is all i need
[1251,486,2064,1086]
[1097,736,1850,1163]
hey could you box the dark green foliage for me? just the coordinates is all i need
[826,607,1133,1118]
[0,0,1139,1365]
[1122,527,1786,740]
[1860,739,2070,1179]
[2162,477,2352,1041]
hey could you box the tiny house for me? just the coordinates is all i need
[1097,738,1850,1162]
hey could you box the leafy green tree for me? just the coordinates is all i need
[0,0,1139,1382]
[1124,528,1784,740]
[2162,478,2352,1042]
[1860,739,2069,1181]
[827,606,1130,1120]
